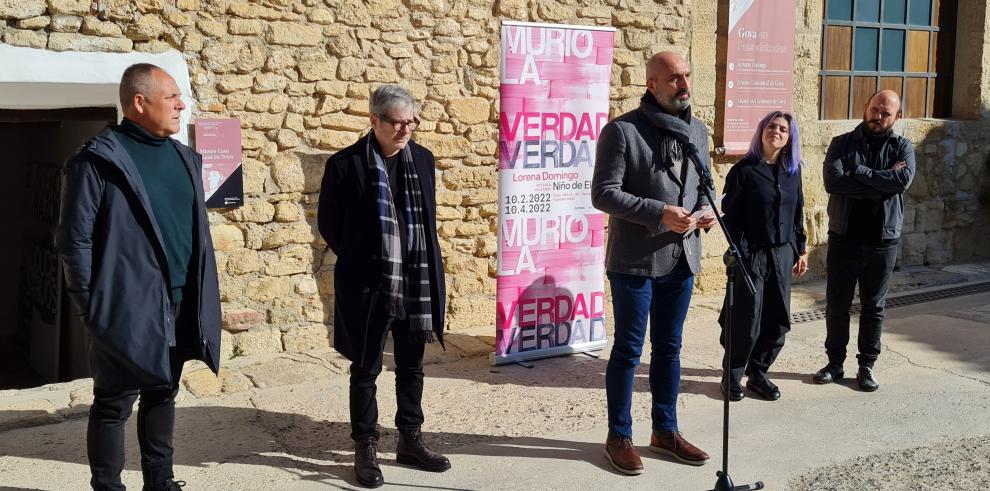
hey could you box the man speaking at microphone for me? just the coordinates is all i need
[592,51,715,475]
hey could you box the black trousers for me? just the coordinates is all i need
[89,303,184,491]
[349,314,426,441]
[824,237,899,368]
[89,350,183,491]
[719,244,794,381]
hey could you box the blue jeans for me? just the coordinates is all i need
[606,259,695,437]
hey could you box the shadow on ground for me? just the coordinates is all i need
[419,338,813,401]
[0,406,618,488]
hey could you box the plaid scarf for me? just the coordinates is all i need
[367,133,434,342]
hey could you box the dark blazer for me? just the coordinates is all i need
[317,137,446,367]
[823,124,915,239]
[722,155,806,260]
[591,103,712,277]
[56,128,222,391]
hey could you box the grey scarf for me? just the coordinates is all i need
[638,91,693,175]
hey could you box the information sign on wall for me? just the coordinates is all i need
[723,0,798,154]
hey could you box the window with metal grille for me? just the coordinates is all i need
[819,0,957,120]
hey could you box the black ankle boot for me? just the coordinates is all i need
[354,436,384,488]
[396,428,451,472]
[813,363,844,384]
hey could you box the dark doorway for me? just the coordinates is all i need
[0,106,116,389]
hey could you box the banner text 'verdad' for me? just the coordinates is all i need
[497,112,608,169]
[496,291,607,354]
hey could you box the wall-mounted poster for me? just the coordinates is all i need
[493,21,615,366]
[722,0,797,155]
[194,119,243,208]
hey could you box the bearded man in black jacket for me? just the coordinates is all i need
[815,90,915,392]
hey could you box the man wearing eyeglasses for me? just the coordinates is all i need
[318,84,449,488]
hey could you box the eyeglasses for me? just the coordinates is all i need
[380,116,420,131]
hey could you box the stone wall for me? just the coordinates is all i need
[0,0,697,360]
[787,0,990,271]
[690,0,990,292]
[2,0,988,361]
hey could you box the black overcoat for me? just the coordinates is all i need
[56,128,223,391]
[317,138,446,367]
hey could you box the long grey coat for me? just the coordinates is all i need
[591,98,713,277]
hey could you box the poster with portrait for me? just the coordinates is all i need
[194,119,243,208]
[493,21,615,365]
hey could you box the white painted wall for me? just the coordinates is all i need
[0,44,195,144]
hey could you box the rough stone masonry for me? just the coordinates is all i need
[2,0,989,362]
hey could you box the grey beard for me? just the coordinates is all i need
[657,94,691,114]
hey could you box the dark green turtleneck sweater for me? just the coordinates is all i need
[113,118,195,303]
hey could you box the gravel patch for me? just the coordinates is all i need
[789,435,990,490]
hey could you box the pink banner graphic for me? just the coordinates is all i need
[493,21,615,365]
[723,0,797,155]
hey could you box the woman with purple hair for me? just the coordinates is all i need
[718,111,808,402]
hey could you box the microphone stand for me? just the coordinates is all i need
[682,142,763,491]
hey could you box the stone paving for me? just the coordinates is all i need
[0,262,988,489]
[3,262,989,434]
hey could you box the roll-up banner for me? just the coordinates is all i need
[722,0,797,154]
[492,21,615,366]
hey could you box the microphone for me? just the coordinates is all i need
[679,139,715,192]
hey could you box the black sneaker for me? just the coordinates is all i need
[144,480,185,491]
[813,364,844,384]
[857,366,879,392]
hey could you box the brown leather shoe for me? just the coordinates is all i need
[604,431,644,475]
[649,431,709,466]
[396,428,451,472]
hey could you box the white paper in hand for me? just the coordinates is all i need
[682,206,711,255]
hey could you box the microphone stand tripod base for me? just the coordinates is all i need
[710,470,764,491]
